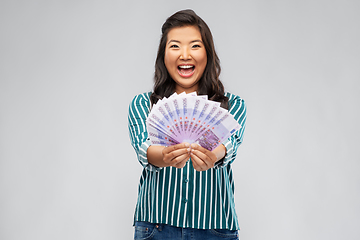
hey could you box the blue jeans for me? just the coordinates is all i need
[134,221,239,240]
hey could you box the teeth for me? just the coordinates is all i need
[179,65,193,69]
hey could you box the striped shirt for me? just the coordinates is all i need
[128,92,247,230]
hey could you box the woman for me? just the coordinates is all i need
[128,9,246,240]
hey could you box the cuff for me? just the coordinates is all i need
[214,139,234,169]
[138,139,163,172]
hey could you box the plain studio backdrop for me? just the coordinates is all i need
[0,0,359,239]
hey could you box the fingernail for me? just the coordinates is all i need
[184,143,189,147]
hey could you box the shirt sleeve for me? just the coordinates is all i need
[214,93,247,169]
[128,93,163,172]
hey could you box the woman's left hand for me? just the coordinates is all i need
[190,143,226,171]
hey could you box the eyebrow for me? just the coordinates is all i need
[167,39,203,44]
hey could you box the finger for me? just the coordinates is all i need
[163,142,190,155]
[190,152,208,171]
[163,147,191,163]
[191,149,214,168]
[190,154,201,171]
[173,156,190,168]
[170,152,190,166]
[190,143,212,155]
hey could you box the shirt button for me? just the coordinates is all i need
[184,199,188,203]
[184,179,189,183]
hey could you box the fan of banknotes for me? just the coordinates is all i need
[146,92,241,151]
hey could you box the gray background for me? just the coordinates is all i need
[1,0,359,239]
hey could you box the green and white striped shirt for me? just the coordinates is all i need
[128,92,247,230]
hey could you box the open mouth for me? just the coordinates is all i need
[177,65,195,78]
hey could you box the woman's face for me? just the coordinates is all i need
[164,26,207,94]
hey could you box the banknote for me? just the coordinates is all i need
[147,124,179,146]
[146,92,241,149]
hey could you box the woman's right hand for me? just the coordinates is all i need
[147,143,190,168]
[162,143,191,168]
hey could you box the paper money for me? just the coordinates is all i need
[146,92,241,150]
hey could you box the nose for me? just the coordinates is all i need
[179,47,191,60]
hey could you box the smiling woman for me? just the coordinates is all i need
[128,9,247,240]
[151,9,229,110]
[164,26,207,93]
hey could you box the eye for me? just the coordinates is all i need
[169,44,179,48]
[192,44,201,48]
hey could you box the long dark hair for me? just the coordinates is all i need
[150,9,228,109]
